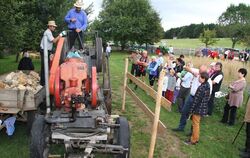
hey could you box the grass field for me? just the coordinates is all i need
[159,38,245,49]
[0,52,249,158]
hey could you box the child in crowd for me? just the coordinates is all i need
[166,69,176,103]
[185,72,210,145]
[147,56,158,88]
[208,62,216,77]
[162,70,169,97]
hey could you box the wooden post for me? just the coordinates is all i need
[122,58,129,111]
[148,70,165,158]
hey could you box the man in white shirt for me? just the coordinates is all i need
[207,62,223,115]
[106,44,112,57]
[40,21,62,86]
[172,65,213,131]
[176,67,193,112]
[169,45,174,54]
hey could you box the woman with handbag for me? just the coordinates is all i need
[220,68,247,126]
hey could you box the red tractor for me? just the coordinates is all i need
[30,32,130,158]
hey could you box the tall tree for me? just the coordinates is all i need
[199,29,218,48]
[91,0,163,50]
[218,3,250,48]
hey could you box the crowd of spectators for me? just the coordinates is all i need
[129,49,249,157]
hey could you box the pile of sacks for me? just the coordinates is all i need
[0,71,42,93]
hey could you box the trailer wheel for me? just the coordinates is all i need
[115,117,130,158]
[30,115,50,158]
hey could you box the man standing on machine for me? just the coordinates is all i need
[65,0,88,49]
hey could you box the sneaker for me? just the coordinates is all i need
[172,128,184,132]
[183,140,198,145]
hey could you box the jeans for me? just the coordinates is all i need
[177,95,194,130]
[177,86,190,112]
[221,103,237,125]
[208,92,215,115]
[69,30,83,49]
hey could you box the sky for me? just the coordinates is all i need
[84,0,250,31]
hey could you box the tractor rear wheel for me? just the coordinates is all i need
[30,115,50,158]
[60,37,70,64]
[96,37,103,72]
[115,117,130,158]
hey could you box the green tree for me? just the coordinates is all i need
[91,0,163,50]
[199,29,218,48]
[218,3,250,48]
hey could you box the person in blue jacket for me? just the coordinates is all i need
[65,0,88,49]
[147,56,159,87]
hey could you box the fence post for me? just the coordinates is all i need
[122,58,129,111]
[148,70,165,158]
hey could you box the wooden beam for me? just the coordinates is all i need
[127,73,171,111]
[122,58,129,111]
[125,86,166,132]
[148,70,165,158]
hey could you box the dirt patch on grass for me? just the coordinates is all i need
[112,86,187,158]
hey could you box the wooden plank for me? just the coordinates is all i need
[126,86,166,132]
[122,58,129,111]
[0,107,20,114]
[148,71,165,158]
[127,73,171,111]
[0,87,45,110]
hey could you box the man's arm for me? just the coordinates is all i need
[212,74,223,85]
[80,12,88,31]
[185,66,199,77]
[65,10,72,24]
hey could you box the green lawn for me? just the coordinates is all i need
[0,55,41,75]
[0,52,248,158]
[159,38,245,49]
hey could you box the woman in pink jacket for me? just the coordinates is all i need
[220,68,247,126]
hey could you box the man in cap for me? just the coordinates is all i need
[40,20,62,86]
[65,0,88,49]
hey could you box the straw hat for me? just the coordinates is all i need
[74,0,84,8]
[47,21,57,27]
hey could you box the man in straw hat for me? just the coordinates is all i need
[39,20,62,86]
[65,0,88,49]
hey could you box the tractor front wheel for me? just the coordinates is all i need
[115,117,130,158]
[30,115,50,158]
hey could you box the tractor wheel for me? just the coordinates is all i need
[30,115,50,158]
[26,110,36,135]
[60,37,70,64]
[102,52,112,114]
[96,37,103,72]
[115,117,130,158]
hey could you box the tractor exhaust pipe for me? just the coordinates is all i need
[43,36,51,114]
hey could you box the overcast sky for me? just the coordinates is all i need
[84,0,250,31]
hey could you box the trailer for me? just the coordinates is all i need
[0,86,45,134]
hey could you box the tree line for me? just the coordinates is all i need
[0,0,74,57]
[0,1,249,57]
[164,3,250,48]
[164,23,224,39]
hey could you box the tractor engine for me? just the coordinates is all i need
[53,57,98,111]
